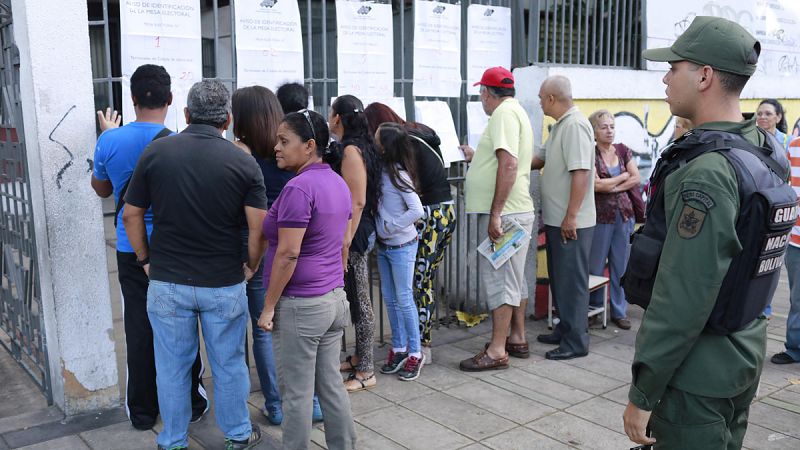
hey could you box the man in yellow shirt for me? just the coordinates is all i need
[459,67,535,371]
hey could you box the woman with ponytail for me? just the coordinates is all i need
[327,95,383,392]
[256,109,356,449]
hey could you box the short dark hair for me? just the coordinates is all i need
[685,61,750,95]
[282,110,330,157]
[486,85,515,98]
[716,70,750,95]
[276,82,309,115]
[232,86,283,159]
[130,64,171,109]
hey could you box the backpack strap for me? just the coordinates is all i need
[114,127,172,228]
[664,129,786,178]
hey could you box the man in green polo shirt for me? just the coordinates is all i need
[459,66,535,371]
[623,16,769,449]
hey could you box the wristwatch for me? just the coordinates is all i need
[136,256,150,267]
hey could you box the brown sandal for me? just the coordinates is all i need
[344,373,376,392]
[340,355,357,372]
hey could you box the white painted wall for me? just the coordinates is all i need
[532,65,799,101]
[13,0,119,413]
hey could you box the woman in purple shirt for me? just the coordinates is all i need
[256,110,356,450]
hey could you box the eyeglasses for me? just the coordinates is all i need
[298,108,317,143]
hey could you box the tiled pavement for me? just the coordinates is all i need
[1,209,799,449]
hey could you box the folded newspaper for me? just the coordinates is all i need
[477,219,530,270]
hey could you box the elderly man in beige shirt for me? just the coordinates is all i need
[531,75,596,360]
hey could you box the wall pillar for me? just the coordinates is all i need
[12,0,119,414]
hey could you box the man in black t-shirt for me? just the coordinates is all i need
[123,80,267,450]
[91,64,208,431]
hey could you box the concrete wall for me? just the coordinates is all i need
[13,0,119,414]
[515,65,800,180]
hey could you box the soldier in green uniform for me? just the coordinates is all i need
[623,17,775,449]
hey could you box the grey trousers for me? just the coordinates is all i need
[545,225,594,354]
[274,288,357,450]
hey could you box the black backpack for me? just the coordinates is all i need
[622,128,796,334]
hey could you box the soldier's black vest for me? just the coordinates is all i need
[622,128,797,335]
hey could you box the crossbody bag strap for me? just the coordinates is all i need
[114,127,172,228]
[409,134,445,167]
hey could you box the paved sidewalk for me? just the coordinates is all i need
[2,297,799,449]
[0,208,798,449]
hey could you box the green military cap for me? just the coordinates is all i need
[643,16,760,76]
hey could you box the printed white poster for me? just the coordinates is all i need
[466,5,511,95]
[466,101,489,149]
[235,0,304,90]
[413,0,462,98]
[336,0,394,100]
[646,0,800,78]
[414,101,463,166]
[120,0,202,131]
[120,0,201,38]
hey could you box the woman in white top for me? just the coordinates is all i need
[373,123,425,381]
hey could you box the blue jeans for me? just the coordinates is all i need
[589,211,635,319]
[784,246,800,360]
[377,239,421,355]
[246,262,281,410]
[147,280,252,448]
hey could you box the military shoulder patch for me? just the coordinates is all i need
[677,205,706,239]
[681,190,716,209]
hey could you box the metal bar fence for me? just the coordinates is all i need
[85,0,645,345]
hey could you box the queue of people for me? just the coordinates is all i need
[93,15,797,449]
[93,64,457,448]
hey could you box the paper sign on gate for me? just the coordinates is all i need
[336,0,394,100]
[120,0,202,132]
[413,0,462,98]
[235,0,304,90]
[414,101,464,167]
[466,101,489,150]
[466,5,511,96]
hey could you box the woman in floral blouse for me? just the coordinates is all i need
[588,110,641,330]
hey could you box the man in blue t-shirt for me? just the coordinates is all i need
[91,64,208,431]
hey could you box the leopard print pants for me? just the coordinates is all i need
[346,251,374,373]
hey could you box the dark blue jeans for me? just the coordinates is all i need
[246,261,281,410]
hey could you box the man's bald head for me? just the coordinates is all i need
[539,75,575,120]
[541,75,573,102]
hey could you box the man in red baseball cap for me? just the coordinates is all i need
[459,67,536,372]
[473,66,515,91]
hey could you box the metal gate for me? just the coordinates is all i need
[86,0,643,326]
[0,0,52,403]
